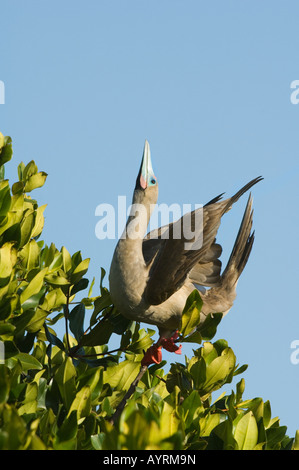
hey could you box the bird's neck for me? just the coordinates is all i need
[119,190,155,249]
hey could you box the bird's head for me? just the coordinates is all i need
[134,140,158,207]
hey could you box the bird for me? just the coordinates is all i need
[109,140,262,366]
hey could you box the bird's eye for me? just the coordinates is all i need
[151,178,156,185]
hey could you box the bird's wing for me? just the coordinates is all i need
[142,225,169,264]
[143,176,262,305]
[201,194,255,315]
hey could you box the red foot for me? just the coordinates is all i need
[141,344,162,366]
[160,330,182,354]
[141,330,182,366]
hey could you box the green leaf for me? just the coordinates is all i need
[181,390,204,428]
[88,276,95,298]
[180,289,203,337]
[265,425,288,449]
[181,330,202,345]
[62,246,72,274]
[236,378,245,403]
[19,210,36,247]
[19,239,41,271]
[31,204,47,238]
[127,327,154,354]
[197,312,223,340]
[20,267,48,304]
[69,303,85,341]
[70,278,89,296]
[233,363,248,377]
[99,267,106,294]
[24,172,48,192]
[45,273,70,287]
[54,410,77,450]
[70,258,90,284]
[159,401,181,440]
[199,413,221,438]
[67,385,91,420]
[90,291,112,326]
[0,132,4,150]
[0,365,10,404]
[47,252,63,273]
[55,356,77,410]
[210,419,237,450]
[17,161,25,181]
[234,411,258,450]
[91,434,105,450]
[44,323,65,351]
[109,309,132,335]
[80,318,114,347]
[201,348,236,394]
[0,180,12,217]
[103,360,141,391]
[0,322,16,336]
[23,160,38,181]
[293,430,299,450]
[25,306,48,333]
[18,382,38,415]
[8,353,43,372]
[0,242,17,287]
[189,356,206,390]
[166,362,193,394]
[0,136,13,167]
[21,286,47,312]
[0,295,19,322]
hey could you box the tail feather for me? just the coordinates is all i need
[222,194,254,284]
[199,183,261,318]
[224,176,263,213]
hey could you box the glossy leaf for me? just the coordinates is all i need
[67,385,91,420]
[69,303,85,341]
[70,258,90,284]
[55,356,77,410]
[20,268,48,304]
[180,289,203,337]
[200,348,236,395]
[197,312,223,340]
[54,410,78,450]
[234,411,258,450]
[8,353,43,371]
[24,172,48,192]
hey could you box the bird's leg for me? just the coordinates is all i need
[141,330,182,366]
[141,342,163,366]
[160,330,182,354]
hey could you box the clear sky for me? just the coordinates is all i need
[1,0,299,437]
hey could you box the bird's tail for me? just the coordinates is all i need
[224,176,263,213]
[204,175,263,211]
[221,193,255,286]
[200,194,255,317]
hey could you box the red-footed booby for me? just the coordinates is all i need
[109,141,262,365]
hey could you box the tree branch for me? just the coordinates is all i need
[108,364,148,426]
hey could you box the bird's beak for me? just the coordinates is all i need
[136,140,155,190]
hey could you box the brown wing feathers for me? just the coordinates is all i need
[143,177,262,305]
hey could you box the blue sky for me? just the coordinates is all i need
[1,1,299,436]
